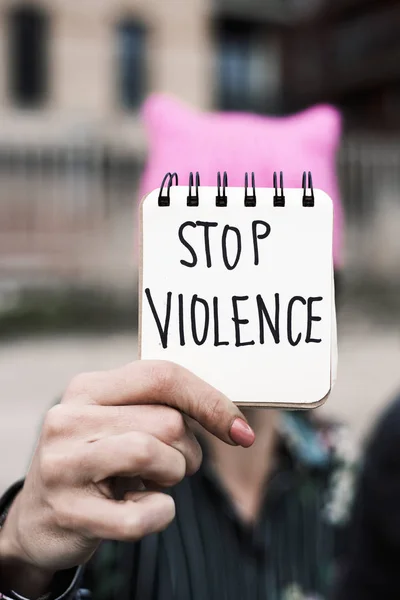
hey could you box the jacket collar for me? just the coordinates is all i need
[278,411,330,470]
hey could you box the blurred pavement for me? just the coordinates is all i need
[1,321,399,494]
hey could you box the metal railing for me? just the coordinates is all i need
[0,136,399,286]
[338,135,400,281]
[0,143,142,282]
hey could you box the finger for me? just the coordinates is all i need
[124,490,163,500]
[75,431,198,485]
[46,404,202,468]
[62,492,175,541]
[63,361,255,447]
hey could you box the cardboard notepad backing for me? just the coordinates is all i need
[139,180,337,408]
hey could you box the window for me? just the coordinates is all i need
[117,20,146,110]
[8,5,49,107]
[216,20,281,114]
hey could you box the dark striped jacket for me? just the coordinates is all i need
[77,412,356,600]
[0,412,356,600]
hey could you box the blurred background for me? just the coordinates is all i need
[1,0,399,493]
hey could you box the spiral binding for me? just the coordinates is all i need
[216,171,228,207]
[302,171,315,207]
[244,172,256,207]
[273,171,285,207]
[187,171,200,207]
[158,171,315,207]
[158,172,178,206]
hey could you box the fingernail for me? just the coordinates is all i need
[230,418,255,448]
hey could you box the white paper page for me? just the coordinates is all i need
[330,265,338,390]
[140,186,334,407]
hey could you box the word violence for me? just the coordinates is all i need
[145,289,323,349]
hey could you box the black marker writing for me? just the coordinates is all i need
[191,295,210,345]
[252,220,271,266]
[178,220,271,270]
[222,226,242,270]
[306,297,323,343]
[179,221,197,268]
[287,296,307,346]
[178,293,185,346]
[213,296,229,346]
[145,288,172,349]
[232,295,255,347]
[146,291,324,349]
[256,293,280,344]
[196,221,218,268]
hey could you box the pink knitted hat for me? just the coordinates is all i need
[139,94,344,267]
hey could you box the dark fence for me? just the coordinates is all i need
[0,137,399,287]
[338,135,400,281]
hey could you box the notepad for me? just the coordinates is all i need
[139,172,337,408]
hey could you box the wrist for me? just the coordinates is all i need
[0,504,54,598]
[0,544,54,599]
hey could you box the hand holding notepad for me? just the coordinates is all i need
[140,171,337,408]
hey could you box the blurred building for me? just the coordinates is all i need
[0,0,212,295]
[0,0,212,149]
[214,0,400,285]
[0,0,399,318]
[281,0,400,132]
